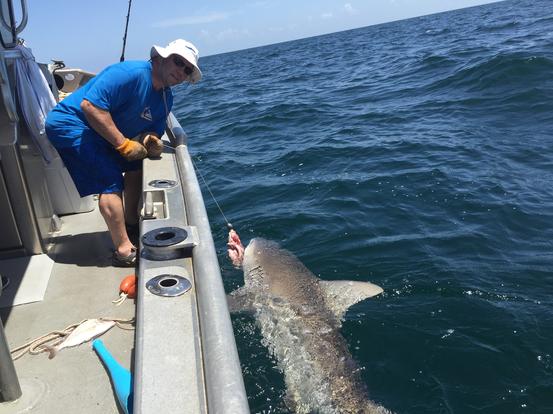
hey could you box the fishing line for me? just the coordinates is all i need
[162,83,234,230]
[162,142,234,230]
[192,156,234,230]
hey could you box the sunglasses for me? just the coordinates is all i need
[172,56,194,76]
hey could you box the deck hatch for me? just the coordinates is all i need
[142,226,187,247]
[141,226,198,260]
[145,274,192,297]
[148,179,177,188]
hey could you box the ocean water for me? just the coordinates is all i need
[173,0,553,412]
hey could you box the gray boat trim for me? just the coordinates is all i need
[133,113,249,413]
[170,114,250,413]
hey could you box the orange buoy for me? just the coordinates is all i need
[119,274,137,299]
[112,274,137,305]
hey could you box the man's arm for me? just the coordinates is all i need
[80,99,126,147]
[80,99,146,161]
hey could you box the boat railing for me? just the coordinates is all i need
[169,113,250,413]
[135,113,249,413]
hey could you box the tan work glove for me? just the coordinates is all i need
[141,132,163,158]
[116,138,147,161]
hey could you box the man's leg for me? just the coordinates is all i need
[123,170,142,225]
[99,192,134,257]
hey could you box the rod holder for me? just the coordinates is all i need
[141,226,198,260]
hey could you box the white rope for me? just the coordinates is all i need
[10,317,135,360]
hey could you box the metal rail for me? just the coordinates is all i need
[0,0,28,35]
[168,113,250,414]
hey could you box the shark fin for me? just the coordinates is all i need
[319,280,383,321]
[227,286,255,314]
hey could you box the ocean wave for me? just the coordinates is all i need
[477,20,521,32]
[424,28,451,36]
[426,53,553,93]
[528,15,553,27]
[419,54,458,69]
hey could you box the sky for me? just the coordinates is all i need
[20,0,502,72]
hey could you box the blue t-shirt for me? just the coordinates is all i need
[46,60,173,148]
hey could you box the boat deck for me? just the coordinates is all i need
[0,206,135,414]
[0,116,249,413]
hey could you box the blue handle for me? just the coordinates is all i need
[93,339,133,414]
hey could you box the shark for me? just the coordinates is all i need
[227,235,391,414]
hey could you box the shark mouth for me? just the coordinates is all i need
[227,229,245,268]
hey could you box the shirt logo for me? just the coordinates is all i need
[141,107,152,121]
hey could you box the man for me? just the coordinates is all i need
[45,39,202,266]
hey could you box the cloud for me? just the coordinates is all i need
[321,12,333,19]
[152,12,229,28]
[344,3,356,14]
[216,28,251,41]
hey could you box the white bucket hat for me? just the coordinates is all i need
[150,39,202,84]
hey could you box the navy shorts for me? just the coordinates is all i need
[53,128,142,197]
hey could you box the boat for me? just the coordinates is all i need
[0,0,249,412]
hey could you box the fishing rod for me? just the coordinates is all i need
[120,0,133,62]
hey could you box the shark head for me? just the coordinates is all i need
[242,238,322,299]
[243,238,284,291]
